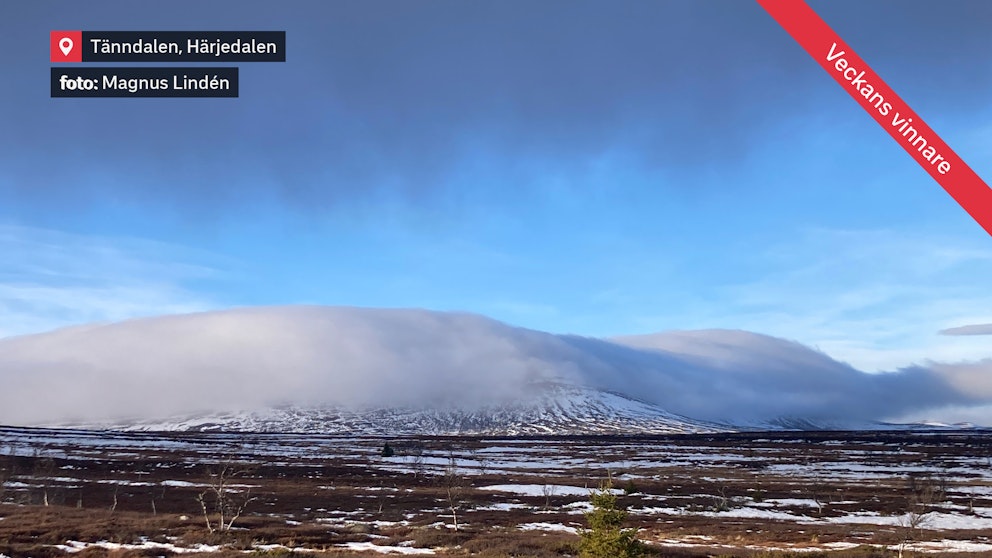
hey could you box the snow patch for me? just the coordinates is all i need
[518,522,579,534]
[338,541,436,554]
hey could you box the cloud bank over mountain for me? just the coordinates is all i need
[0,306,988,427]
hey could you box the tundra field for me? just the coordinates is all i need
[1,428,992,557]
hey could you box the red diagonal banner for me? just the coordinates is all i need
[756,0,992,237]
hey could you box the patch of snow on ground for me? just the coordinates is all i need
[53,540,222,554]
[480,484,616,497]
[651,538,992,554]
[953,486,992,497]
[762,498,821,507]
[160,480,200,487]
[518,522,579,534]
[339,541,436,554]
[905,540,992,553]
[653,538,863,552]
[475,502,531,511]
[816,511,992,530]
[701,507,803,520]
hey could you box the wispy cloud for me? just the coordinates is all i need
[940,324,992,336]
[661,227,992,371]
[0,224,223,338]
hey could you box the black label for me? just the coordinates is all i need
[81,31,285,62]
[52,67,239,98]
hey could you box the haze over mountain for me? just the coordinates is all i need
[0,305,990,430]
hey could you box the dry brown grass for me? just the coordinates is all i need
[3,430,992,557]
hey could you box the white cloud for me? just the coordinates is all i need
[0,305,988,427]
[0,223,222,338]
[940,324,992,336]
[669,227,992,371]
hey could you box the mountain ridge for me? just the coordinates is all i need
[53,382,726,435]
[48,381,981,435]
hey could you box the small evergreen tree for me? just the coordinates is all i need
[578,479,645,558]
[381,443,395,458]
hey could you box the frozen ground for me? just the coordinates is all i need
[1,427,992,555]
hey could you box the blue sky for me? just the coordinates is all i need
[1,0,991,373]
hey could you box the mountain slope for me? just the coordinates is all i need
[65,382,726,435]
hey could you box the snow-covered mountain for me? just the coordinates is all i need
[56,380,977,435]
[60,382,726,435]
[1,305,988,431]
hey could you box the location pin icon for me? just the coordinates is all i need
[51,31,81,62]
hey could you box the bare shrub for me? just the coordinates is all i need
[898,474,941,558]
[468,447,491,476]
[194,463,258,533]
[441,456,463,531]
[0,448,13,500]
[541,483,558,511]
[32,455,58,506]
